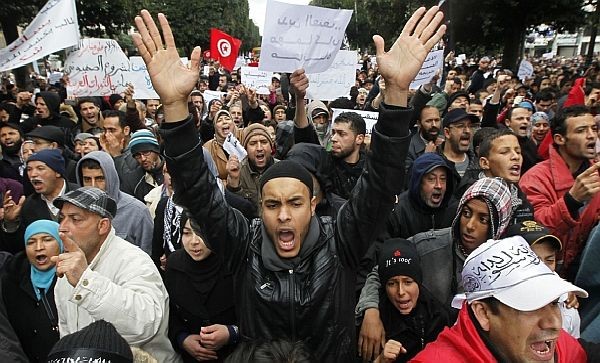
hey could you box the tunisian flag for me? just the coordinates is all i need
[210,28,242,72]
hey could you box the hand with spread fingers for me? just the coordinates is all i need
[131,10,201,122]
[373,6,446,106]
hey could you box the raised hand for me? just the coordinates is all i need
[132,10,201,122]
[2,191,25,223]
[373,6,446,106]
[51,232,89,287]
[290,69,309,99]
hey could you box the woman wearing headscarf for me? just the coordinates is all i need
[165,214,238,362]
[202,109,244,183]
[0,220,64,362]
[370,238,450,363]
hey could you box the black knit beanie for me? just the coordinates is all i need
[259,160,313,196]
[378,238,423,286]
[47,320,133,362]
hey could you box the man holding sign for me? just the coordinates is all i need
[132,5,445,361]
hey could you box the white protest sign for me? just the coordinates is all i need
[542,52,554,59]
[127,57,188,100]
[48,71,63,85]
[331,108,379,135]
[128,56,160,100]
[0,0,80,72]
[203,90,226,105]
[306,50,356,101]
[409,49,444,90]
[240,67,273,95]
[234,57,247,70]
[517,59,534,81]
[64,38,130,97]
[259,0,352,73]
[223,133,247,160]
[203,66,210,77]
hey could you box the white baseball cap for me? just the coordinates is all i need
[452,236,587,311]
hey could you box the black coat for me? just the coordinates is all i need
[165,250,236,363]
[1,253,59,362]
[159,103,411,362]
[377,288,450,362]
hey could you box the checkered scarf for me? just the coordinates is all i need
[452,177,514,239]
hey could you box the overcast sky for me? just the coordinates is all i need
[248,0,311,35]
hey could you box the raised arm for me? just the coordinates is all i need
[132,11,250,269]
[336,6,446,266]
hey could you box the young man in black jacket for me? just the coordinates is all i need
[132,6,446,361]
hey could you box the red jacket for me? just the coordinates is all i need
[410,303,587,362]
[519,146,600,273]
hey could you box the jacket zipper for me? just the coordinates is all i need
[40,288,58,332]
[431,215,435,231]
[289,269,296,341]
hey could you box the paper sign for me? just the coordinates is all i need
[128,56,159,100]
[64,38,129,97]
[0,0,80,72]
[240,67,273,95]
[331,108,379,135]
[259,0,352,73]
[203,90,226,106]
[306,50,357,101]
[517,59,534,81]
[203,66,210,77]
[223,133,247,160]
[48,71,63,85]
[409,49,444,90]
[542,52,554,59]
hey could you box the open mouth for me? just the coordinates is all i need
[396,300,413,310]
[255,153,265,163]
[222,126,231,135]
[509,165,521,176]
[431,192,442,204]
[35,254,48,265]
[530,339,555,360]
[278,230,296,251]
[586,142,596,152]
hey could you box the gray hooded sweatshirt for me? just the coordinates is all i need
[76,151,154,254]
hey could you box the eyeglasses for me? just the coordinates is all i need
[448,123,473,131]
[133,150,153,159]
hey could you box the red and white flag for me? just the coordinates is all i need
[210,28,242,72]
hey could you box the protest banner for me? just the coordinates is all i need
[128,56,160,100]
[409,49,444,89]
[0,0,79,72]
[259,0,352,73]
[64,38,129,97]
[518,59,534,81]
[331,108,379,135]
[306,50,356,101]
[240,67,273,95]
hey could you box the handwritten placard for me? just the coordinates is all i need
[518,59,534,81]
[203,90,226,106]
[409,49,444,90]
[128,56,159,100]
[240,67,273,95]
[0,0,79,72]
[331,108,379,135]
[259,0,352,73]
[223,133,247,160]
[64,38,130,97]
[306,50,356,101]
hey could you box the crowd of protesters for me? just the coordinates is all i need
[0,4,599,362]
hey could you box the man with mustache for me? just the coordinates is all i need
[405,105,442,178]
[438,108,479,194]
[1,149,78,253]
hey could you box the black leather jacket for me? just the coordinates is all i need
[160,103,411,362]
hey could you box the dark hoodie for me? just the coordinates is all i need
[387,153,456,239]
[21,92,75,149]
